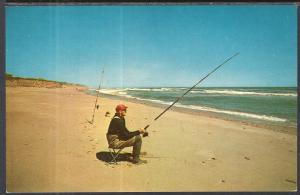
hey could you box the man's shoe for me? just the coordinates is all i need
[132,158,147,165]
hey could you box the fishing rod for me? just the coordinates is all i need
[142,52,240,137]
[88,68,105,124]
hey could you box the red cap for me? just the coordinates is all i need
[116,104,128,112]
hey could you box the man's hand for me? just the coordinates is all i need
[139,128,145,134]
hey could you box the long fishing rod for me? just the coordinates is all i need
[143,52,240,137]
[89,68,105,124]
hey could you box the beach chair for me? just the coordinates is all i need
[108,147,124,164]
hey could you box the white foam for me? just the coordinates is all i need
[127,88,152,91]
[118,91,127,95]
[126,88,173,92]
[133,97,173,105]
[96,89,126,95]
[175,104,287,122]
[160,88,172,91]
[190,89,297,97]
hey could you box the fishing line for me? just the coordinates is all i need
[143,53,240,137]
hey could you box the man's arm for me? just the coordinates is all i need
[114,118,140,140]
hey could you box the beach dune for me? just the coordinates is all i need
[6,85,297,192]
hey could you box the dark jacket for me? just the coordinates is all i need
[107,113,140,140]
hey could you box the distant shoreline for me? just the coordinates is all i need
[5,74,88,89]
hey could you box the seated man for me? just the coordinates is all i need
[106,104,147,164]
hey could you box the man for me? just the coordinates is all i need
[107,104,147,164]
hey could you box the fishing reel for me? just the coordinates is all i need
[143,125,150,137]
[143,132,149,137]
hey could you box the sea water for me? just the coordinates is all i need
[91,87,297,129]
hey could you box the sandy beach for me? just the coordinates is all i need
[6,85,297,192]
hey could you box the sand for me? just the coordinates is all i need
[6,86,297,192]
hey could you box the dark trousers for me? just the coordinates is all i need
[107,134,142,159]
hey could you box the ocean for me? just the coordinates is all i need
[90,87,297,130]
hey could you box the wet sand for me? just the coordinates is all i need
[6,86,297,192]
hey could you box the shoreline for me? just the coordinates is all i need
[86,91,297,135]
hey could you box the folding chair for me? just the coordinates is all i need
[108,147,124,164]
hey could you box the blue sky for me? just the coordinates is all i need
[6,5,297,88]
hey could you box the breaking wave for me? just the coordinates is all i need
[175,104,287,122]
[190,89,297,97]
